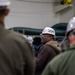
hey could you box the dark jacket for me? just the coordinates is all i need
[0,23,35,75]
[35,41,60,75]
[42,46,75,75]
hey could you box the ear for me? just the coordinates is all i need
[68,35,73,42]
[48,35,52,40]
[4,8,10,16]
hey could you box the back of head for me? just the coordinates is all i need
[41,27,55,36]
[0,0,10,16]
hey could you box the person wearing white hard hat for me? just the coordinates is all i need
[0,0,35,75]
[27,36,36,52]
[27,36,33,44]
[42,17,75,75]
[27,36,34,50]
[35,27,60,75]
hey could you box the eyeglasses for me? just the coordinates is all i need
[70,31,75,36]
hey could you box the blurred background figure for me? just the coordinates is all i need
[27,36,33,46]
[27,36,43,57]
[33,37,43,57]
[27,36,35,55]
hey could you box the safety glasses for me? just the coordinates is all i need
[70,31,75,36]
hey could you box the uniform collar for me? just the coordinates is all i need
[67,45,75,51]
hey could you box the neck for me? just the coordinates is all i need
[49,39,53,41]
[0,16,4,23]
[46,39,53,43]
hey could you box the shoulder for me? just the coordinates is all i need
[40,44,51,51]
[42,50,75,75]
[47,51,73,70]
[42,44,52,49]
[41,44,56,51]
[4,29,32,50]
[39,44,57,56]
[6,29,27,42]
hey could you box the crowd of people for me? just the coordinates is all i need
[0,0,75,75]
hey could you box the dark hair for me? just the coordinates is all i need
[33,37,41,46]
[0,6,7,15]
[67,30,74,37]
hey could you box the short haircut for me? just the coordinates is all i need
[0,6,7,15]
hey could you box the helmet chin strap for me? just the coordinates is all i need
[59,37,67,47]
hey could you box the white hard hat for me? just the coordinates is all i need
[41,27,55,36]
[66,17,75,35]
[0,0,11,6]
[27,36,33,43]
